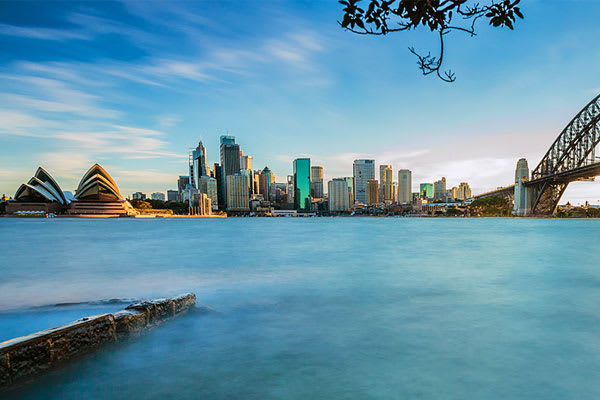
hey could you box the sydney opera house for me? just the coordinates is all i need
[7,164,135,216]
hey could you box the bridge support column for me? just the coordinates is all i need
[513,158,532,216]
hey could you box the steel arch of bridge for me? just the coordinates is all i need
[527,94,600,214]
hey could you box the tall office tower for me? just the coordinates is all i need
[220,136,241,207]
[420,183,433,199]
[310,166,324,199]
[252,170,261,195]
[259,167,273,201]
[240,151,253,171]
[213,163,224,209]
[353,159,375,204]
[167,190,178,202]
[366,179,379,205]
[393,182,398,203]
[397,169,412,204]
[344,177,354,205]
[198,176,219,211]
[379,165,393,203]
[177,175,190,202]
[226,174,250,211]
[286,175,294,204]
[151,192,165,201]
[328,178,350,212]
[191,141,209,188]
[293,158,311,211]
[457,182,472,200]
[433,177,447,200]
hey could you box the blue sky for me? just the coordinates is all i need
[1,0,600,204]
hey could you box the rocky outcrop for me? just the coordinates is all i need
[0,293,196,388]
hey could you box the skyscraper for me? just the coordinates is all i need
[379,165,393,203]
[177,175,190,202]
[310,166,324,199]
[366,179,379,205]
[198,176,219,210]
[353,159,375,204]
[214,163,224,209]
[457,182,472,200]
[420,183,433,199]
[293,158,311,211]
[191,141,209,188]
[344,177,354,205]
[286,175,294,204]
[328,178,350,211]
[220,136,241,208]
[240,151,253,171]
[226,174,249,211]
[397,169,412,204]
[259,166,273,201]
[433,177,447,200]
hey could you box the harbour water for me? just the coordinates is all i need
[1,218,600,399]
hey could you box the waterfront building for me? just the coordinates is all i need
[366,179,379,205]
[259,167,273,201]
[9,167,69,214]
[213,163,224,209]
[293,158,311,211]
[379,165,393,204]
[226,173,250,211]
[151,192,165,201]
[393,182,398,203]
[167,190,178,202]
[220,136,241,208]
[449,186,459,200]
[191,141,209,188]
[310,166,324,199]
[420,183,433,199]
[397,169,412,204]
[132,192,146,200]
[198,176,219,211]
[286,175,294,204]
[240,151,253,171]
[457,182,472,200]
[177,176,189,202]
[344,177,354,205]
[433,177,447,200]
[353,159,375,204]
[328,178,350,212]
[68,164,135,216]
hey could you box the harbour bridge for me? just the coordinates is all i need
[475,93,600,215]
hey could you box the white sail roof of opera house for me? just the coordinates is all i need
[74,163,124,201]
[14,167,69,204]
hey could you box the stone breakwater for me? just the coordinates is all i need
[0,293,196,388]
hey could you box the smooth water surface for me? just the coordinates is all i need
[1,218,599,399]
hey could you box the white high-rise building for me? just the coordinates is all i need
[353,159,375,204]
[397,169,412,204]
[433,177,447,200]
[328,179,350,211]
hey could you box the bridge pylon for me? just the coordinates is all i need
[513,158,532,216]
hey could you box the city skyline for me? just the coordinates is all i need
[1,1,600,204]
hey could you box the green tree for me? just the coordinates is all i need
[339,0,523,82]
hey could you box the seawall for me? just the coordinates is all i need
[0,293,196,388]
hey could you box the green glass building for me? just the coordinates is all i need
[420,183,434,199]
[293,158,311,211]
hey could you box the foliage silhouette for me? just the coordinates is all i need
[339,0,523,82]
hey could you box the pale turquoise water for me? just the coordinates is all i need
[1,218,600,399]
